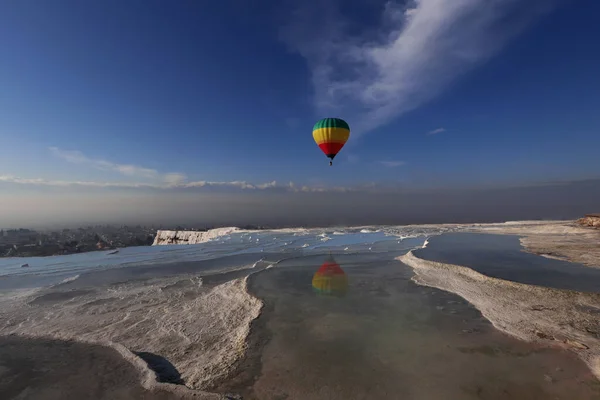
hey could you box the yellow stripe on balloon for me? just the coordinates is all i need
[312,127,350,145]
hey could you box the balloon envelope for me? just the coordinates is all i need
[312,118,350,161]
[312,258,348,297]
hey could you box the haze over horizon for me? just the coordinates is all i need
[1,0,599,228]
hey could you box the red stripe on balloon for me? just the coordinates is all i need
[318,142,345,156]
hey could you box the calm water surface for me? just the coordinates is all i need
[221,252,600,400]
[415,233,600,293]
[3,229,600,399]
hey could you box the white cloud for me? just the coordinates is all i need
[48,147,89,164]
[0,175,150,188]
[183,180,259,190]
[256,181,278,189]
[427,127,446,135]
[163,173,188,186]
[0,175,387,193]
[282,0,559,135]
[379,160,406,168]
[111,164,158,179]
[49,147,182,181]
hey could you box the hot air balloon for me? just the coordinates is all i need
[312,118,350,166]
[312,257,348,297]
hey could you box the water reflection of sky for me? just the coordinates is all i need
[5,227,599,295]
[415,233,600,293]
[0,229,429,290]
[234,253,600,400]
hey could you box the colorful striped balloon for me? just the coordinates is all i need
[312,117,350,166]
[312,258,348,297]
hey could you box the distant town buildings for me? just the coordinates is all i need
[0,223,269,257]
[0,225,157,257]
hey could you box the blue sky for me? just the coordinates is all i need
[1,0,599,195]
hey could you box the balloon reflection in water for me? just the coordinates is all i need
[312,257,348,297]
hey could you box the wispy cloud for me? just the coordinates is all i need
[282,0,559,135]
[163,173,188,186]
[182,180,280,190]
[49,147,186,183]
[34,147,379,192]
[0,175,379,193]
[379,160,406,168]
[0,175,148,188]
[427,127,446,136]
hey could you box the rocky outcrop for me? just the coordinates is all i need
[152,227,240,245]
[577,214,600,229]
